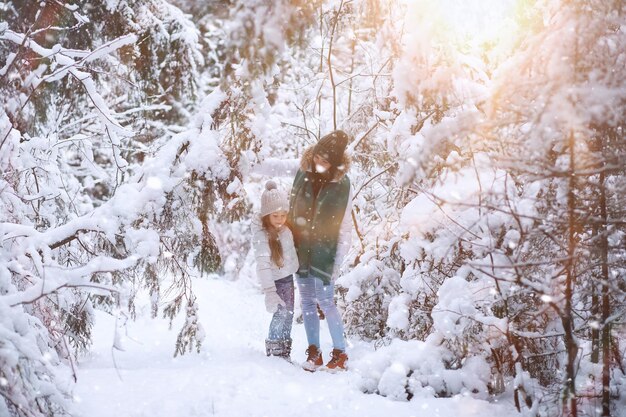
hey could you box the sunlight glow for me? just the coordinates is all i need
[400,0,520,53]
[439,0,518,47]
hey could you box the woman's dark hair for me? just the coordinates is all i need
[261,215,284,268]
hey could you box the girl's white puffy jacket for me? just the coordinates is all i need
[251,219,299,290]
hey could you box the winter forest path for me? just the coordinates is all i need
[73,278,510,417]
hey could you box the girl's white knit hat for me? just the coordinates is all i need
[260,180,290,217]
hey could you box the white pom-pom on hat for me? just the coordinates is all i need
[265,180,277,191]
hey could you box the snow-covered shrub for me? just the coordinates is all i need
[353,338,492,401]
[338,249,402,342]
[0,257,73,417]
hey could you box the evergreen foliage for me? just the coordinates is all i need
[0,0,624,416]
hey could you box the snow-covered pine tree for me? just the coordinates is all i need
[341,0,503,370]
[480,1,626,414]
[0,1,225,414]
[340,1,625,414]
[195,0,326,279]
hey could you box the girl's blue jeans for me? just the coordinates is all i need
[296,275,345,351]
[268,275,294,341]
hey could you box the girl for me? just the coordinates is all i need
[252,180,299,359]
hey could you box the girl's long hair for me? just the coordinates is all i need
[261,215,284,268]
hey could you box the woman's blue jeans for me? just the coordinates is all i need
[296,275,345,351]
[268,275,294,341]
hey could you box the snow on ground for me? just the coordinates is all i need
[73,278,516,417]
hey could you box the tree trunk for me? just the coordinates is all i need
[599,161,611,417]
[562,130,578,417]
[590,278,600,364]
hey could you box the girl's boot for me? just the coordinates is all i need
[265,339,284,356]
[279,338,292,360]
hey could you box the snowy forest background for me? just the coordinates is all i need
[1,0,625,416]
